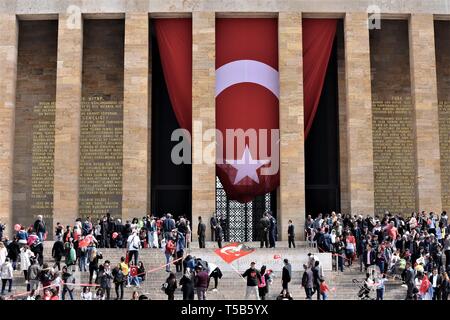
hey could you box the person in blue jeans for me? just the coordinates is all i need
[376,273,387,300]
[61,266,75,300]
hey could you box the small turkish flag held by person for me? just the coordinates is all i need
[78,234,93,248]
[215,242,255,264]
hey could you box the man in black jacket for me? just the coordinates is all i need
[281,259,292,292]
[287,220,295,248]
[268,212,277,248]
[311,260,321,300]
[404,262,415,300]
[215,224,223,249]
[197,216,206,248]
[52,236,65,270]
[259,213,270,248]
[301,264,313,300]
[210,215,217,241]
[429,268,443,300]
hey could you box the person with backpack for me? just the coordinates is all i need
[163,214,176,241]
[33,215,46,242]
[174,229,185,273]
[180,268,195,300]
[51,236,64,271]
[27,258,40,291]
[258,265,269,300]
[27,232,43,266]
[127,230,141,266]
[112,264,125,300]
[88,247,103,284]
[78,241,88,272]
[164,272,177,300]
[165,236,176,272]
[61,266,75,300]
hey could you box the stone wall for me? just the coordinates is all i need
[13,20,57,230]
[370,20,416,216]
[435,20,450,213]
[79,19,124,221]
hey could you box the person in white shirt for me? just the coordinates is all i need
[127,230,141,265]
[1,258,14,295]
[81,286,93,300]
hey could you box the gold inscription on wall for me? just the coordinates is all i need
[30,101,55,220]
[372,95,416,216]
[439,101,450,210]
[79,96,123,219]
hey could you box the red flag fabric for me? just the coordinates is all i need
[215,242,255,264]
[216,18,279,203]
[154,19,192,134]
[303,19,337,138]
[155,18,337,203]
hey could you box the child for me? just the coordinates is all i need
[319,278,329,300]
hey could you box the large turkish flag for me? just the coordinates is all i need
[216,18,279,203]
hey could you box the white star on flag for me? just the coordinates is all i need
[226,146,270,185]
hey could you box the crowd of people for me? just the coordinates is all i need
[0,212,229,300]
[305,210,450,300]
[1,209,450,300]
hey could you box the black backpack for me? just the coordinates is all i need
[113,267,124,283]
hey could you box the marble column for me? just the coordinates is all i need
[53,13,83,229]
[409,14,442,213]
[122,13,149,221]
[192,12,216,242]
[344,12,375,215]
[279,12,305,240]
[0,14,18,237]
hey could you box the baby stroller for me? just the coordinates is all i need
[353,279,374,300]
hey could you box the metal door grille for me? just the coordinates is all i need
[215,176,272,242]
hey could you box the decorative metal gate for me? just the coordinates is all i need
[215,176,274,242]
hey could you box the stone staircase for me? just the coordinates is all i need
[4,241,407,300]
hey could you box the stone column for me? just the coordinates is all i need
[409,14,442,213]
[344,13,375,215]
[337,25,350,214]
[53,13,83,229]
[122,13,149,221]
[192,12,216,243]
[279,12,305,241]
[0,15,18,238]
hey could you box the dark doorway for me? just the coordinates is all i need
[305,36,340,217]
[150,22,192,220]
